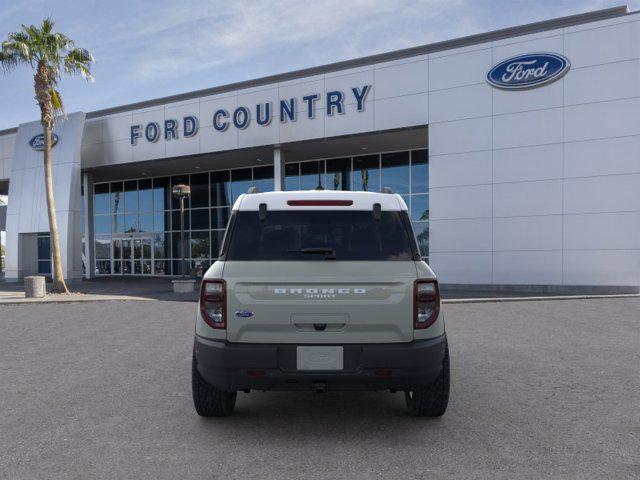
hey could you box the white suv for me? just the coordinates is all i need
[192,190,449,416]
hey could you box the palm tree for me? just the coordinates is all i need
[0,18,93,293]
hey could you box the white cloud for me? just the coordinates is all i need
[100,0,475,81]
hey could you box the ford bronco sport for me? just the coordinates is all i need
[192,190,449,417]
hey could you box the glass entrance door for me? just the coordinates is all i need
[112,235,153,275]
[133,237,153,275]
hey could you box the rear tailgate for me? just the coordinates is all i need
[223,261,417,344]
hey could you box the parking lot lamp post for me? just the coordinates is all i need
[172,184,191,278]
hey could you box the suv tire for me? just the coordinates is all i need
[405,341,450,417]
[192,353,237,417]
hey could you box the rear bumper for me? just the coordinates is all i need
[194,334,447,392]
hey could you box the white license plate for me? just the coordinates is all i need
[296,346,343,370]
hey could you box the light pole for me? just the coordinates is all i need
[172,184,191,278]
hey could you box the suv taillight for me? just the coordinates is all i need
[414,279,440,329]
[200,279,226,329]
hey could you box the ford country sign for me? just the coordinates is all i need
[29,133,59,151]
[487,53,570,90]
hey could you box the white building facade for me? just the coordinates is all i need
[0,6,639,292]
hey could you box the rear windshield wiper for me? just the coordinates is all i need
[288,247,337,260]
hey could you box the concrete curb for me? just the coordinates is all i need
[0,295,154,305]
[443,294,640,304]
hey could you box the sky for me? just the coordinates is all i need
[0,0,638,130]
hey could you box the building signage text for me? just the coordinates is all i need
[130,85,371,146]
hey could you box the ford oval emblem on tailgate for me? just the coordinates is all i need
[235,310,254,318]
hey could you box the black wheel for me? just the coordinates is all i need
[405,341,450,417]
[192,353,237,417]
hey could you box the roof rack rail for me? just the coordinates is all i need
[381,187,394,194]
[246,186,259,194]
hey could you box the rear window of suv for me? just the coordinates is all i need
[224,210,417,261]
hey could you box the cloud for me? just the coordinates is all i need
[96,0,475,81]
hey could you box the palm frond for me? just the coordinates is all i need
[64,47,94,82]
[50,87,64,114]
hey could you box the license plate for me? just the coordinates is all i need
[296,346,343,370]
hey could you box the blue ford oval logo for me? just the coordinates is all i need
[29,133,59,151]
[235,310,254,318]
[487,53,570,90]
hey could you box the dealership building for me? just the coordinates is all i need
[0,6,639,291]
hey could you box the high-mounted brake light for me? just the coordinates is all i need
[287,200,353,206]
[200,279,226,329]
[414,279,440,329]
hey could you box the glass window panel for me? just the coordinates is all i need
[110,182,123,215]
[412,221,429,257]
[211,230,226,258]
[138,179,153,212]
[123,260,132,274]
[190,231,210,258]
[124,213,138,233]
[112,214,124,234]
[96,260,111,275]
[411,149,429,194]
[154,233,168,259]
[94,215,111,235]
[113,238,122,260]
[172,232,188,258]
[284,163,299,191]
[134,261,142,274]
[142,260,152,274]
[113,261,122,275]
[190,173,209,208]
[411,194,429,221]
[38,260,52,275]
[300,161,324,190]
[37,235,50,260]
[190,208,209,230]
[171,210,190,231]
[173,259,189,277]
[210,171,230,207]
[231,168,252,203]
[124,180,138,213]
[121,239,132,260]
[153,212,166,232]
[353,155,380,192]
[153,177,170,212]
[133,239,142,260]
[326,158,351,191]
[154,260,169,275]
[95,237,110,259]
[171,175,190,209]
[381,151,409,194]
[192,259,210,277]
[94,183,110,214]
[142,240,152,259]
[253,165,274,193]
[139,214,154,232]
[211,207,230,230]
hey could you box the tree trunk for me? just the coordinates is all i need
[35,63,68,294]
[43,124,68,294]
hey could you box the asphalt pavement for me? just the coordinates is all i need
[1,298,638,479]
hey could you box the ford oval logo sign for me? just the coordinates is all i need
[29,133,59,151]
[235,310,254,318]
[487,53,570,90]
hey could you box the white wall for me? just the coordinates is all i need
[0,132,16,181]
[429,13,640,287]
[4,113,85,280]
